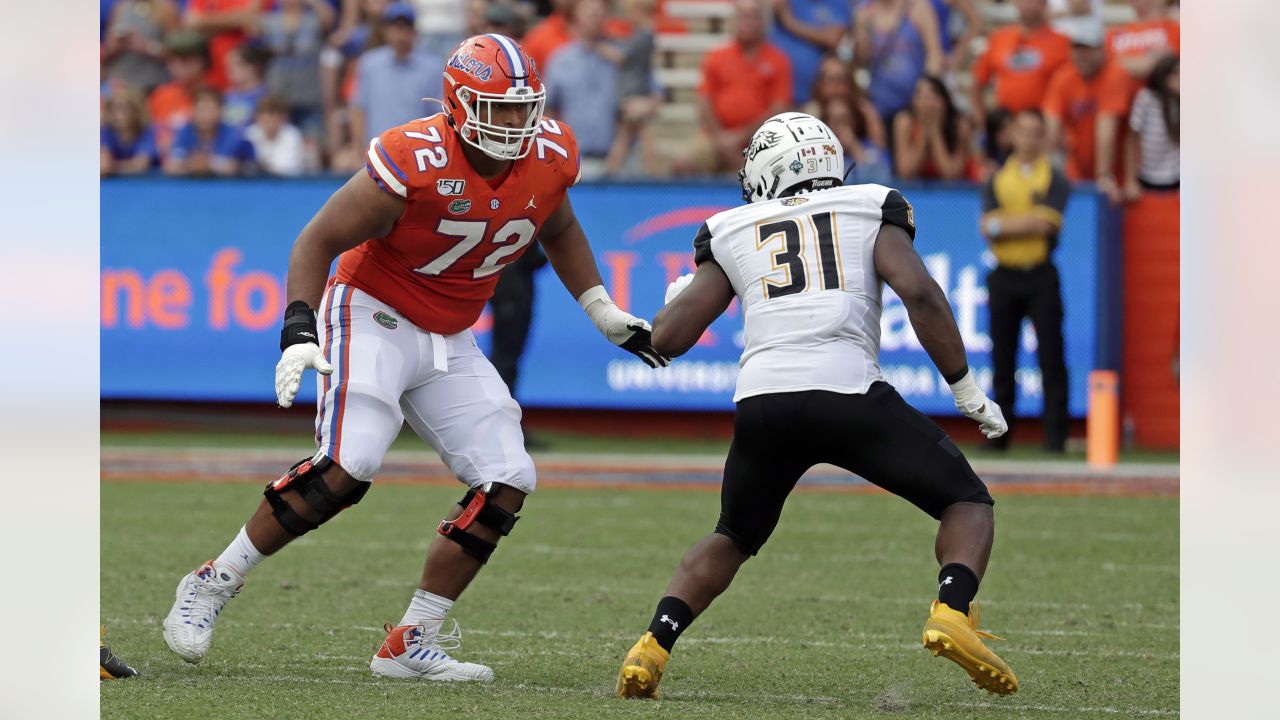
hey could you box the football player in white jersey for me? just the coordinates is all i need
[616,112,1018,698]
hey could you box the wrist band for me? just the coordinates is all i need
[943,365,970,386]
[280,300,319,351]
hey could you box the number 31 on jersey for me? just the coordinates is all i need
[756,211,843,299]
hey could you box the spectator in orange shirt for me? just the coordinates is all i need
[1095,1,1177,203]
[1106,0,1178,95]
[522,0,632,73]
[146,30,210,156]
[184,0,262,91]
[686,0,792,173]
[970,0,1070,131]
[1041,22,1129,182]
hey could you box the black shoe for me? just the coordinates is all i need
[100,627,140,680]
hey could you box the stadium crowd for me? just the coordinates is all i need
[100,0,1178,195]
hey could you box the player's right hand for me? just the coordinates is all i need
[947,370,1008,439]
[274,343,333,408]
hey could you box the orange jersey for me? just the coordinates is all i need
[338,113,581,335]
[973,25,1071,112]
[699,41,792,132]
[1106,19,1179,105]
[1042,62,1131,180]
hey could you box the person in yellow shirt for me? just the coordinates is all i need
[979,108,1070,453]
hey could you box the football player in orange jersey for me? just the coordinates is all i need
[163,33,668,681]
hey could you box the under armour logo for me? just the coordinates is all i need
[659,614,679,631]
[525,195,536,209]
[939,576,953,590]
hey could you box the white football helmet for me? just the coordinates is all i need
[738,112,845,203]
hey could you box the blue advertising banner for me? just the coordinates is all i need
[102,178,1105,416]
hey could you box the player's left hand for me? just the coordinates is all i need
[275,342,334,408]
[948,370,1007,439]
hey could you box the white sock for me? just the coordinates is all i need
[214,526,265,578]
[399,589,454,637]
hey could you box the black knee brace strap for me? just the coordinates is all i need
[437,484,520,563]
[263,456,370,537]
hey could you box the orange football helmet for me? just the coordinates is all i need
[442,34,546,161]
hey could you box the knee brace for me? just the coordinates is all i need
[263,455,370,537]
[436,483,521,564]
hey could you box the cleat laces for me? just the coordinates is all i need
[965,602,1006,642]
[386,618,465,657]
[180,572,240,628]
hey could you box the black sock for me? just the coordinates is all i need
[646,596,694,652]
[937,563,979,610]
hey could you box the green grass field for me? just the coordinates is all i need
[102,478,1178,719]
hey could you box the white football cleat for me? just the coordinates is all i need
[162,559,244,664]
[370,620,494,682]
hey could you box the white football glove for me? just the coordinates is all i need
[274,342,333,408]
[577,285,669,368]
[947,369,1008,439]
[665,273,695,304]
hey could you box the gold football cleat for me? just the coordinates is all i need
[922,600,1018,695]
[616,632,670,699]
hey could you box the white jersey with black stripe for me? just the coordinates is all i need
[693,184,916,402]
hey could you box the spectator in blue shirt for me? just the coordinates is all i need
[544,0,619,179]
[164,87,256,176]
[347,2,443,165]
[101,88,159,175]
[222,44,269,132]
[769,0,852,106]
[257,0,336,142]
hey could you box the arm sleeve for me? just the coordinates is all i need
[880,189,917,241]
[365,127,413,198]
[692,222,716,266]
[1129,90,1153,133]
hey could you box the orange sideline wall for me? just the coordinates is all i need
[1122,192,1180,449]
